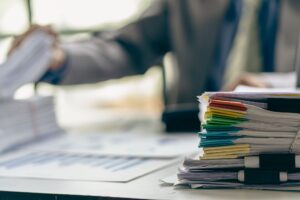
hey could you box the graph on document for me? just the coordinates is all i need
[0,151,174,182]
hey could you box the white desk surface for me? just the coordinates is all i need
[2,97,300,199]
[0,159,300,200]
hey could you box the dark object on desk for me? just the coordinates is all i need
[0,191,119,200]
[295,33,300,88]
[267,98,300,113]
[162,104,200,133]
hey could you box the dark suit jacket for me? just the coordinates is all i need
[60,0,300,106]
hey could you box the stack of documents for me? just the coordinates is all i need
[176,91,300,189]
[0,96,63,153]
[199,92,300,159]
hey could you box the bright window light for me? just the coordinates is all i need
[0,0,28,34]
[32,0,151,30]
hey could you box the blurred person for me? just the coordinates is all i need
[8,0,298,130]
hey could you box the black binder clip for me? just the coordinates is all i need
[238,169,287,185]
[244,154,297,170]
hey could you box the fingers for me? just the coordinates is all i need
[7,24,58,56]
[6,24,65,71]
[238,74,268,88]
[49,45,66,70]
[8,25,39,56]
[222,73,269,91]
[41,25,58,39]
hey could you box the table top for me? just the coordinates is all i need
[3,91,300,199]
[1,159,300,200]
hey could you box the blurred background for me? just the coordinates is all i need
[0,0,165,132]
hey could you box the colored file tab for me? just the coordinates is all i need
[200,144,250,160]
[209,99,247,111]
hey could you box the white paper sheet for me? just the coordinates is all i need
[234,85,300,93]
[29,132,198,158]
[0,150,179,182]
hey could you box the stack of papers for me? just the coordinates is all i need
[0,30,52,98]
[199,92,300,159]
[0,96,63,153]
[176,91,300,189]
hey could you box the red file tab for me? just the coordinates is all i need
[209,99,247,111]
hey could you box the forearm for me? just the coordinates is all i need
[59,37,143,85]
[40,0,169,86]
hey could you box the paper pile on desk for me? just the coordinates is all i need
[199,92,300,159]
[176,91,300,189]
[0,30,53,98]
[0,96,63,153]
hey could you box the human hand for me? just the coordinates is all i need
[222,73,270,91]
[7,24,65,70]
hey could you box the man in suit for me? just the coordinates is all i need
[8,0,299,130]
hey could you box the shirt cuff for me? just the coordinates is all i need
[259,72,296,88]
[38,52,69,85]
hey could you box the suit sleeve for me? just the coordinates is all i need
[60,0,170,85]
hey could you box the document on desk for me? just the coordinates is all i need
[0,98,197,183]
[0,95,197,182]
[0,126,197,182]
[29,132,198,158]
[0,150,179,182]
[0,132,195,182]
